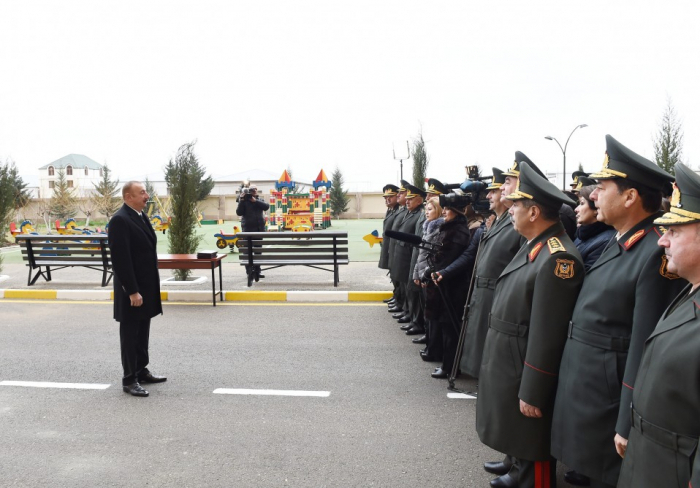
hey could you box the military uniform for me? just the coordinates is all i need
[551,135,686,486]
[404,183,428,334]
[618,163,700,488]
[460,168,524,378]
[477,163,585,488]
[378,184,400,271]
[387,182,409,312]
[389,184,424,316]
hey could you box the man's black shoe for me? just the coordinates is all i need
[564,470,590,486]
[258,274,265,279]
[420,352,440,362]
[412,335,427,344]
[123,383,149,397]
[431,368,448,379]
[397,316,411,324]
[138,372,167,384]
[383,297,395,304]
[399,323,413,330]
[489,473,518,488]
[484,462,510,476]
[405,326,424,335]
[387,306,402,313]
[391,312,406,319]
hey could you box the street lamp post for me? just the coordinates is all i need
[545,124,588,190]
[393,141,410,182]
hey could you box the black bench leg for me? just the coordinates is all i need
[334,265,338,287]
[46,266,52,282]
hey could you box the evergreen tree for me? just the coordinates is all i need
[165,142,213,280]
[144,178,158,217]
[0,161,29,260]
[653,97,684,176]
[411,131,429,190]
[50,169,77,220]
[329,167,350,218]
[92,164,121,219]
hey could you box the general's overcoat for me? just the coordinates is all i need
[386,206,406,270]
[551,213,688,485]
[460,212,524,377]
[389,206,423,284]
[618,285,700,488]
[476,222,584,461]
[108,204,163,323]
[378,205,400,269]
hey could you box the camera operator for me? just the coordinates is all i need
[236,185,270,277]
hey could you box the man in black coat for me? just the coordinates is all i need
[236,185,270,277]
[108,181,166,397]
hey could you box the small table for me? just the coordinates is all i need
[158,254,227,306]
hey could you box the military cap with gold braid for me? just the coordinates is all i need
[404,182,427,200]
[507,162,576,209]
[382,184,400,197]
[571,176,597,193]
[426,178,448,195]
[570,170,590,188]
[486,167,505,190]
[503,151,548,180]
[654,163,700,225]
[398,179,410,193]
[590,135,673,191]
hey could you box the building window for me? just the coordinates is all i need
[85,167,89,175]
[68,180,74,188]
[48,166,55,176]
[66,165,73,176]
[49,181,55,189]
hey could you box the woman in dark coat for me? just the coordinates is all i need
[573,184,615,271]
[425,203,472,379]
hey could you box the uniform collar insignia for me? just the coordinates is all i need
[621,228,648,250]
[529,242,544,262]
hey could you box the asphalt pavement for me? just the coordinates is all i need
[1,300,495,487]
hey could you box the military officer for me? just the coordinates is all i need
[617,163,700,488]
[460,168,524,380]
[379,184,400,305]
[550,135,687,488]
[477,162,585,488]
[570,170,590,190]
[389,183,425,323]
[387,181,409,315]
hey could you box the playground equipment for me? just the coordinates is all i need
[267,169,332,232]
[214,226,241,252]
[363,230,383,248]
[10,220,38,236]
[150,215,170,234]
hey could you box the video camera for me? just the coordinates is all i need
[438,166,491,214]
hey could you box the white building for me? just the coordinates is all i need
[38,154,104,199]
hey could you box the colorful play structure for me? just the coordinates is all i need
[362,230,383,248]
[10,220,38,236]
[55,218,106,235]
[266,169,333,232]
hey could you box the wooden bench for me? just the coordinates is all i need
[237,231,349,287]
[15,234,112,286]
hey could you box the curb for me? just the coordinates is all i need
[0,289,392,303]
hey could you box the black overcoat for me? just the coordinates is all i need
[460,212,524,377]
[618,285,700,488]
[551,213,688,485]
[476,222,584,461]
[108,204,163,323]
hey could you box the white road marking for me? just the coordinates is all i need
[213,388,330,397]
[0,381,111,390]
[447,392,477,399]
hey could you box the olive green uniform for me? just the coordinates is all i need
[551,214,687,485]
[379,205,400,270]
[460,211,524,377]
[477,222,584,462]
[618,285,700,488]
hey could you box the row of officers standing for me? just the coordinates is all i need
[378,134,700,488]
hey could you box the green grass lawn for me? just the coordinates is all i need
[1,219,386,266]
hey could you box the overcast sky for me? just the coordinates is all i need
[1,0,698,191]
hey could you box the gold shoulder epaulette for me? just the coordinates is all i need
[547,237,565,254]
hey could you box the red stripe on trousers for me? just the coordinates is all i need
[534,460,550,488]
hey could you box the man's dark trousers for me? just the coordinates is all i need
[120,318,151,386]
